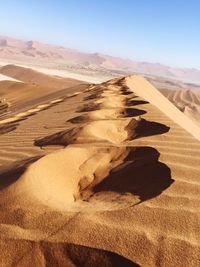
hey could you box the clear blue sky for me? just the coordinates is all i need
[0,0,200,69]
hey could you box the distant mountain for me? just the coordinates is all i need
[0,35,200,84]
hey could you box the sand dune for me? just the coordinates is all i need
[0,66,88,118]
[0,75,199,266]
[161,88,200,127]
[0,73,21,82]
[126,76,200,140]
[0,60,112,84]
[35,118,139,145]
[6,146,129,210]
[0,64,85,88]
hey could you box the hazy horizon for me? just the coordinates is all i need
[0,0,200,70]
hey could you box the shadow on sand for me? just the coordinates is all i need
[0,147,173,207]
[34,118,169,147]
[0,156,43,190]
[5,240,140,267]
[135,118,170,137]
[67,108,147,124]
[0,122,19,135]
[89,146,174,204]
[126,99,149,106]
[39,242,140,267]
[76,103,101,112]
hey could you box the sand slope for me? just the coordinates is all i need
[0,75,199,266]
[0,73,21,82]
[0,64,86,88]
[161,88,200,127]
[126,76,200,140]
[0,65,88,118]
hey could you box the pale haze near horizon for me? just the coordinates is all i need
[0,0,200,70]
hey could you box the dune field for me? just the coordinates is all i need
[0,73,199,266]
[1,36,200,84]
[160,88,200,127]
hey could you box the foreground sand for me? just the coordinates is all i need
[0,75,199,266]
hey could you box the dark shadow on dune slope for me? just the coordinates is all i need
[35,118,169,147]
[0,114,40,135]
[124,108,146,117]
[126,99,149,106]
[120,86,135,95]
[0,122,19,135]
[40,242,140,267]
[76,103,101,112]
[34,127,81,147]
[0,113,41,135]
[3,240,140,267]
[121,91,134,96]
[67,108,147,124]
[0,147,173,208]
[0,155,43,190]
[83,88,105,101]
[125,118,169,141]
[89,146,173,204]
[135,118,170,137]
[84,93,102,101]
[67,114,90,124]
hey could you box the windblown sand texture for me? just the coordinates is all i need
[0,74,199,266]
[0,65,88,119]
[161,88,200,127]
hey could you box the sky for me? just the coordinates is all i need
[0,0,200,69]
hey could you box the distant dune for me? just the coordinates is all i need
[1,35,200,84]
[0,73,21,82]
[160,89,200,127]
[0,64,85,88]
[0,65,87,117]
[0,74,199,266]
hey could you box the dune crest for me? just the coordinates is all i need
[0,74,199,266]
[126,75,200,140]
[8,146,128,210]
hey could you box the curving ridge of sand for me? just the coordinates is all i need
[75,119,139,143]
[0,74,199,266]
[95,95,127,108]
[8,146,129,210]
[83,108,125,120]
[0,73,22,82]
[0,68,88,122]
[126,75,200,140]
[0,64,86,88]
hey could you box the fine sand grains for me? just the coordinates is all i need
[0,75,199,266]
